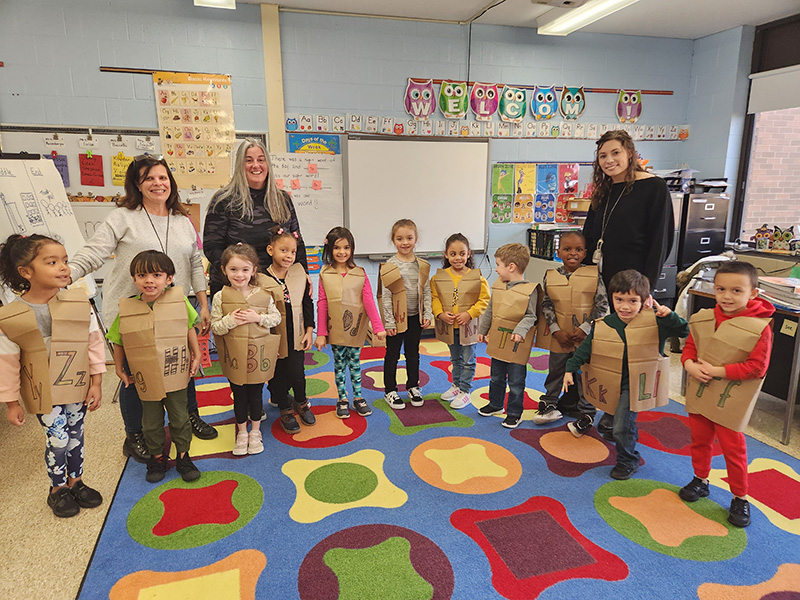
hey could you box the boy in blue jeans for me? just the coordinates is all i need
[477,243,538,429]
[563,269,688,479]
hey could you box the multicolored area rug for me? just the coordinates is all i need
[79,340,800,599]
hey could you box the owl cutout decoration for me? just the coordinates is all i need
[438,80,468,119]
[470,82,499,121]
[616,89,643,123]
[531,86,557,120]
[772,226,794,251]
[751,223,773,250]
[404,78,436,121]
[559,86,585,120]
[499,86,527,123]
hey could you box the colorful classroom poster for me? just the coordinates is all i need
[536,163,558,194]
[153,71,235,189]
[534,193,556,223]
[79,153,104,186]
[287,134,341,154]
[491,163,514,195]
[491,194,513,224]
[559,163,580,195]
[556,194,572,223]
[513,194,533,223]
[111,153,133,186]
[45,153,69,187]
[513,164,537,195]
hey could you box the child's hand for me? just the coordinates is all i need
[189,354,201,378]
[697,359,726,379]
[562,372,574,393]
[653,299,671,317]
[376,331,387,341]
[438,312,456,325]
[685,359,712,383]
[85,384,102,411]
[478,334,487,344]
[236,308,262,324]
[510,333,523,343]
[644,294,655,309]
[571,328,587,345]
[314,335,327,351]
[301,328,313,350]
[5,402,25,426]
[115,367,133,388]
[386,328,397,337]
[455,312,471,326]
[553,330,572,348]
[422,318,431,328]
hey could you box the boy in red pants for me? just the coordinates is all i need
[680,261,774,527]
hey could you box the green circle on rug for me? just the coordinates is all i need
[127,471,263,550]
[305,377,330,397]
[305,463,378,503]
[594,479,746,561]
[305,350,330,370]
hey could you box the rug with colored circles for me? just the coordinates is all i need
[79,340,800,599]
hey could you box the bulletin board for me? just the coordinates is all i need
[345,136,490,255]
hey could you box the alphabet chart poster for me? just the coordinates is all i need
[153,71,235,189]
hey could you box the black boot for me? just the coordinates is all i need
[189,410,218,440]
[123,431,152,463]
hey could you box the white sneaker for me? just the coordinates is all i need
[232,431,249,456]
[386,391,404,410]
[248,429,264,454]
[408,386,424,407]
[531,402,563,425]
[441,385,460,401]
[449,391,470,410]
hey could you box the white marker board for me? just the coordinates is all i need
[345,137,490,255]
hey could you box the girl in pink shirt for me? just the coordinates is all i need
[314,227,385,418]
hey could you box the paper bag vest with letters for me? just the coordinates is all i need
[535,266,598,353]
[431,268,482,346]
[320,265,369,348]
[377,258,431,334]
[684,309,771,432]
[263,263,307,358]
[486,280,537,365]
[118,286,191,402]
[0,288,91,414]
[583,309,669,415]
[218,274,280,385]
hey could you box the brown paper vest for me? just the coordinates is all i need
[535,266,599,353]
[0,288,91,413]
[432,268,482,346]
[377,258,431,334]
[583,310,668,415]
[217,275,280,385]
[485,280,537,365]
[320,265,369,348]
[263,264,307,357]
[118,286,191,402]
[684,309,771,432]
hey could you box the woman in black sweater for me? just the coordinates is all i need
[203,139,308,297]
[582,130,674,293]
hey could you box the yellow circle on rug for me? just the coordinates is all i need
[410,436,522,494]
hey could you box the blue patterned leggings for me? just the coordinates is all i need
[36,402,87,488]
[332,345,362,401]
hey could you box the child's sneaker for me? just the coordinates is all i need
[449,391,471,410]
[146,455,168,483]
[440,385,460,401]
[47,487,80,518]
[386,391,405,410]
[248,429,264,455]
[728,497,751,527]
[567,414,594,438]
[478,403,503,416]
[69,480,103,508]
[679,477,710,502]
[176,453,201,482]
[336,400,351,419]
[408,386,424,407]
[353,398,372,417]
[502,414,521,429]
[532,401,563,425]
[232,430,249,456]
[609,463,638,480]
[280,409,301,434]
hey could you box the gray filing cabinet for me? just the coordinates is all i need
[676,193,730,269]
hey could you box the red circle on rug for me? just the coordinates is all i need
[270,405,367,448]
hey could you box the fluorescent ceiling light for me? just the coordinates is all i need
[194,0,236,9]
[536,0,638,36]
